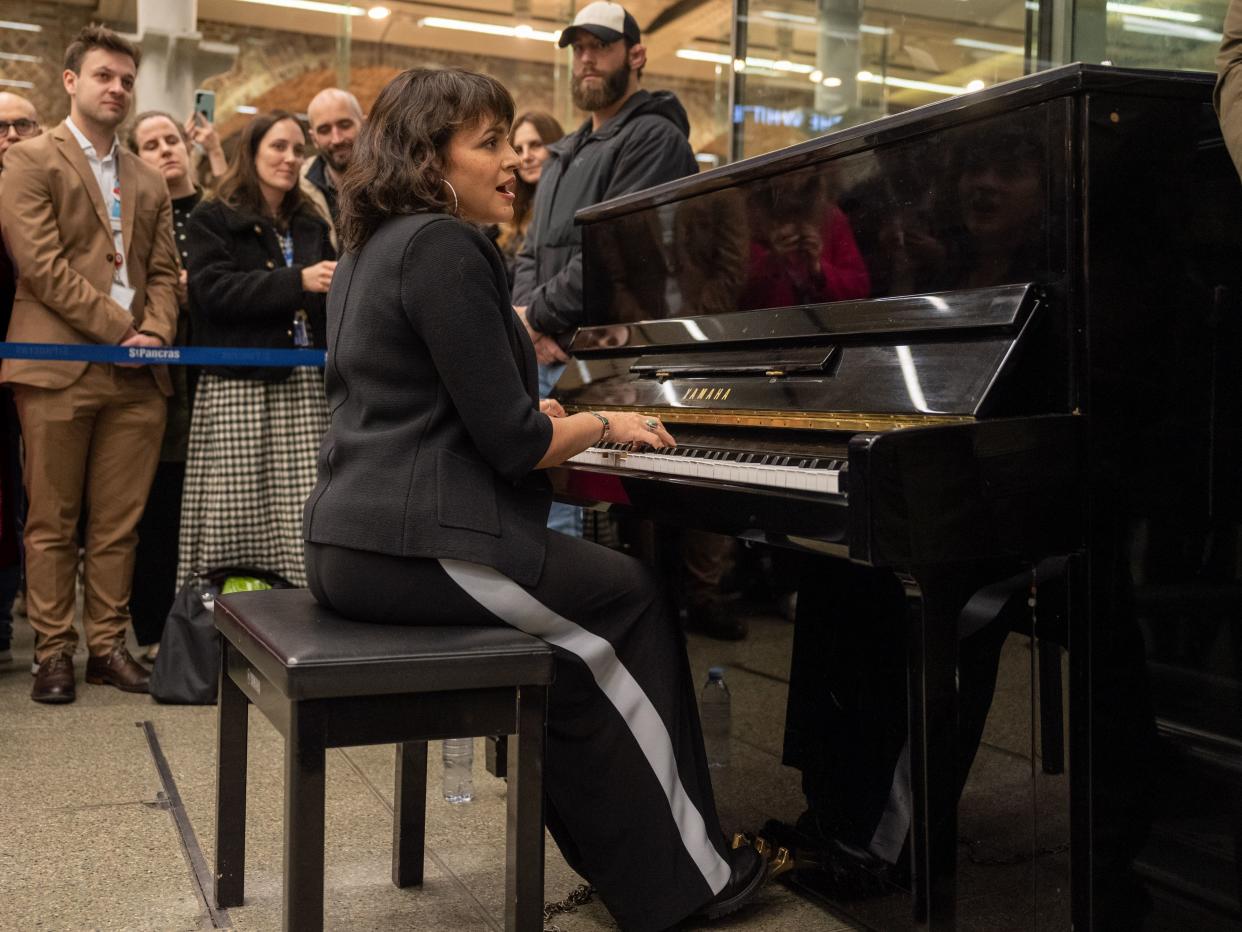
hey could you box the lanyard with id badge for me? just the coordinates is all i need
[281,229,312,348]
[107,173,136,312]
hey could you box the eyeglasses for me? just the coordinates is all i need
[0,119,39,137]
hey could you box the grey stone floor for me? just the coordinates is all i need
[0,602,866,932]
[0,592,1070,931]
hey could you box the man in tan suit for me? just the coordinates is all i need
[0,25,178,702]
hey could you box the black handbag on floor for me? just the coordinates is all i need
[148,566,292,704]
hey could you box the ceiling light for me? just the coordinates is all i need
[0,20,41,31]
[823,76,842,87]
[857,71,971,95]
[368,5,391,18]
[761,10,815,24]
[1107,2,1201,22]
[0,78,34,88]
[1121,15,1220,39]
[0,51,40,62]
[419,16,559,41]
[754,56,814,73]
[236,105,259,114]
[676,49,818,75]
[965,79,986,91]
[953,37,1024,54]
[234,0,365,15]
[755,13,892,37]
[809,69,823,82]
[677,49,731,64]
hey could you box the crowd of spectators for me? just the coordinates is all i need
[0,11,722,705]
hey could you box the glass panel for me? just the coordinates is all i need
[1089,0,1229,71]
[692,0,1036,159]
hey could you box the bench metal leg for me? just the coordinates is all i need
[284,701,326,932]
[506,685,546,932]
[215,642,249,909]
[392,741,427,887]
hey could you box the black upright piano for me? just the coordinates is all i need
[549,64,1242,930]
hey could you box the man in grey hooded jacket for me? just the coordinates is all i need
[512,1,699,365]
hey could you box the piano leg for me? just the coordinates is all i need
[903,568,966,932]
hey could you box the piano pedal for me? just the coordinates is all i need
[731,831,797,880]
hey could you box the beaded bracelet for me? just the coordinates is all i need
[586,411,610,443]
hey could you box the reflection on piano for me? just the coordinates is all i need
[550,64,1242,930]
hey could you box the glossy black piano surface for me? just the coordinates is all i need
[550,63,1242,931]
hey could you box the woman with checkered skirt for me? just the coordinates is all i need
[178,110,336,588]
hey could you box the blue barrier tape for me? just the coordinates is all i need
[0,342,326,367]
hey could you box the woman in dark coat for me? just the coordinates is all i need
[180,110,336,588]
[302,69,767,931]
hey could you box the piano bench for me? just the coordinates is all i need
[211,588,555,932]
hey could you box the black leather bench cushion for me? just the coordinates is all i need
[215,589,555,700]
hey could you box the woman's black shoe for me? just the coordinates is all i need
[693,844,769,921]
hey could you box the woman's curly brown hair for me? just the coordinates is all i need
[337,68,515,254]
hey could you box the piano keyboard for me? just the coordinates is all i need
[567,441,845,495]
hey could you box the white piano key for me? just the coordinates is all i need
[570,445,843,496]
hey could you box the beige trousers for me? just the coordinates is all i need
[13,365,165,661]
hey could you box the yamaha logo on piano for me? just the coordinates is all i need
[683,386,732,401]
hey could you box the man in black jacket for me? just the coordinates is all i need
[512,0,699,541]
[512,1,699,364]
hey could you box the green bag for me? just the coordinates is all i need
[220,575,274,594]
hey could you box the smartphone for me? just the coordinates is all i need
[193,89,216,126]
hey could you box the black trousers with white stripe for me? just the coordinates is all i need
[306,534,732,932]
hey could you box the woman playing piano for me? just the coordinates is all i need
[301,67,768,931]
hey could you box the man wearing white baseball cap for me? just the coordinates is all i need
[512,1,701,541]
[560,0,642,48]
[512,1,698,364]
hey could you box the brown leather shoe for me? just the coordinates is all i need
[31,653,76,704]
[85,643,150,693]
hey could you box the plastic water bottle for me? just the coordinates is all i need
[700,667,731,769]
[442,737,474,803]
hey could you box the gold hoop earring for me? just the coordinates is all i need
[442,179,459,216]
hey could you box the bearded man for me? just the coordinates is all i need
[511,0,698,539]
[512,1,698,367]
[302,87,364,246]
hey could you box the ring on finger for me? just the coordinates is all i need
[644,417,660,430]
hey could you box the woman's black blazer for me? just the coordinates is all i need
[186,197,334,381]
[303,214,554,587]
